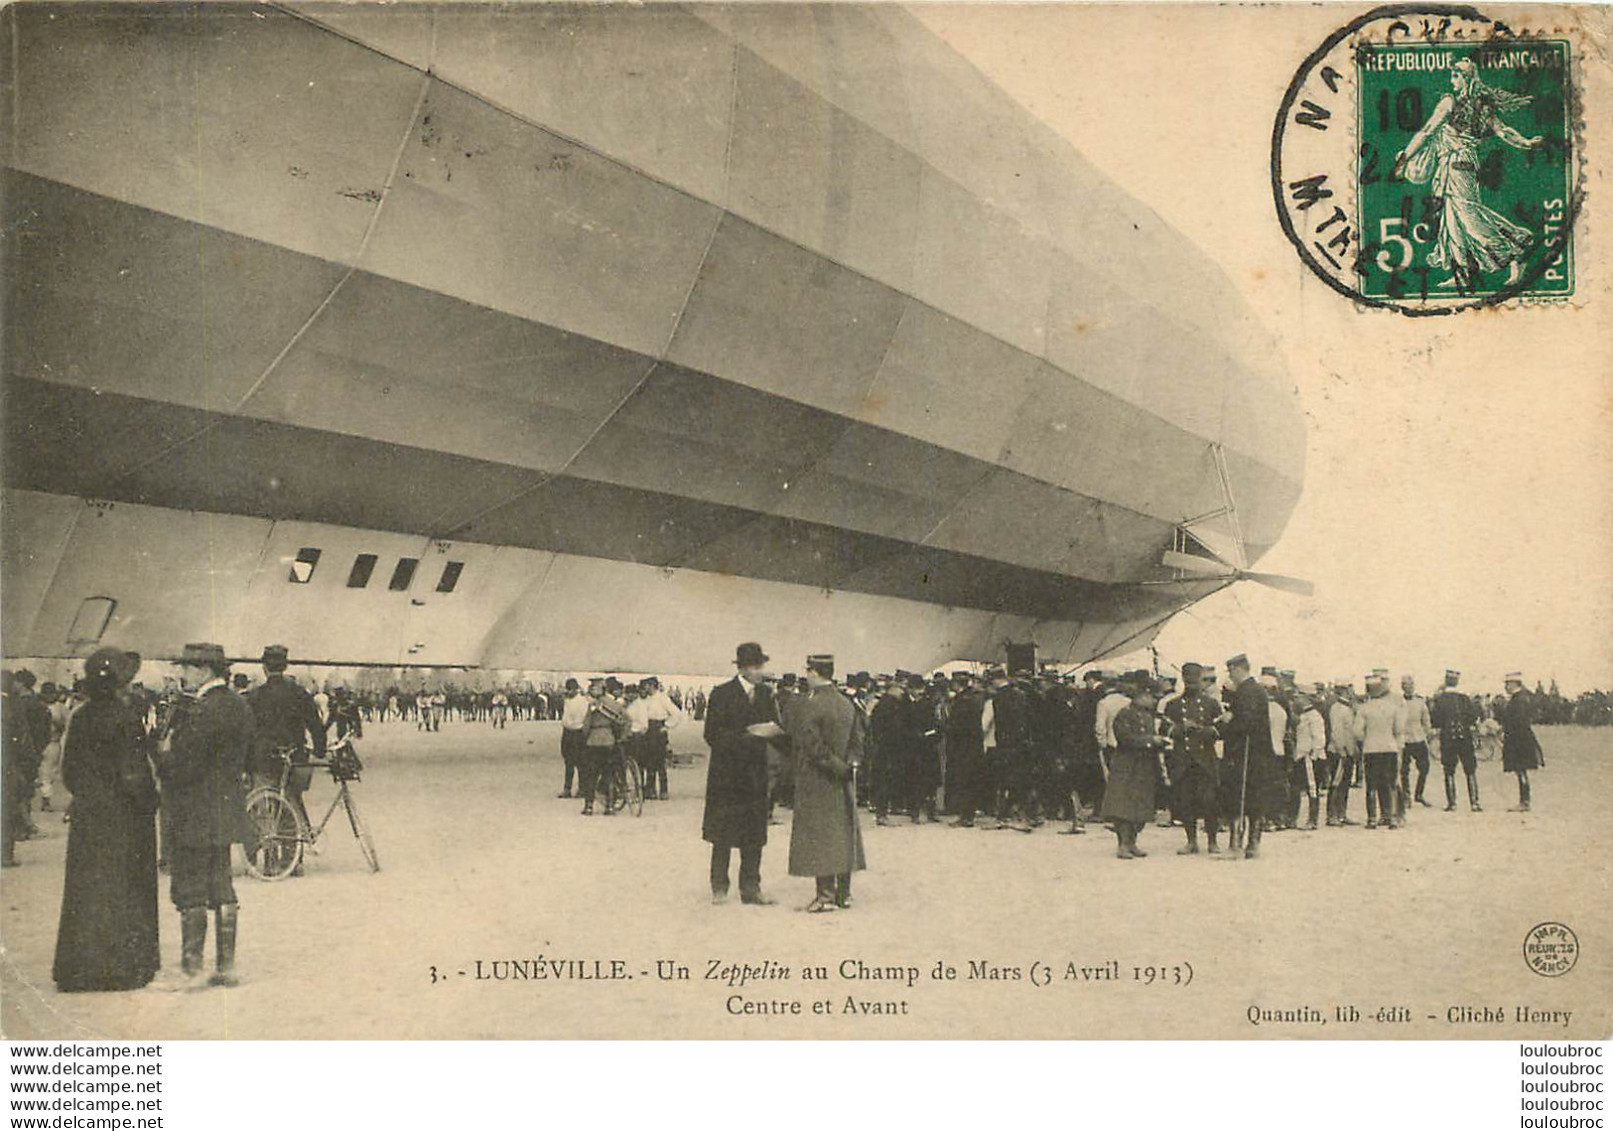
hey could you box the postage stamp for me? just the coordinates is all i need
[1273,5,1582,314]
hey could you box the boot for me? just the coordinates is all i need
[1128,823,1148,857]
[1444,771,1458,811]
[210,904,239,987]
[1509,776,1529,811]
[1206,822,1221,854]
[1466,770,1482,811]
[1302,796,1319,830]
[1178,822,1200,855]
[157,909,208,991]
[1244,821,1262,859]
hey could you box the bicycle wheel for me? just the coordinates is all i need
[243,788,304,882]
[622,757,644,818]
[342,787,381,873]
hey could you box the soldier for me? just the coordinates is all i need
[1218,654,1281,859]
[945,672,988,828]
[2,672,36,866]
[1501,672,1543,812]
[558,677,587,798]
[156,643,254,989]
[870,675,913,826]
[245,645,326,842]
[1430,670,1481,811]
[909,673,944,822]
[1292,690,1328,830]
[639,676,685,801]
[1060,670,1107,834]
[983,668,1031,831]
[1167,663,1221,854]
[1326,681,1361,826]
[786,655,866,912]
[1101,676,1168,859]
[580,678,628,817]
[1395,674,1434,811]
[1353,674,1403,829]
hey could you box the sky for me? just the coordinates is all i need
[915,3,1613,693]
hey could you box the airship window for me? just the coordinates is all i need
[436,561,464,593]
[389,558,419,591]
[347,553,379,589]
[67,596,117,647]
[288,548,321,584]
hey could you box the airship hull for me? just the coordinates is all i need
[1,4,1302,673]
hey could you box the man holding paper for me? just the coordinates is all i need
[702,642,782,905]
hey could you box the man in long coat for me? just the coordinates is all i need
[158,642,254,989]
[1218,654,1281,858]
[702,642,779,905]
[1501,672,1543,812]
[1166,663,1222,853]
[787,655,866,912]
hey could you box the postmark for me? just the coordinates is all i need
[1273,5,1581,314]
[1523,921,1580,977]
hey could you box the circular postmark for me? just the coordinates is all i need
[1523,921,1580,977]
[1273,4,1582,314]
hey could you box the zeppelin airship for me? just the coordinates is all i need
[0,3,1305,676]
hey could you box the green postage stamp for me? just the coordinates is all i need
[1274,7,1581,313]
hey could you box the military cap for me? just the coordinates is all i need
[1225,653,1249,670]
[1180,662,1203,680]
[1445,670,1461,685]
[1504,671,1525,684]
[1260,664,1278,677]
[261,644,290,669]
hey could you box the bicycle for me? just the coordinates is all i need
[607,747,644,818]
[243,737,380,881]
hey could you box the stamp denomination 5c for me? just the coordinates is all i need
[1274,5,1581,313]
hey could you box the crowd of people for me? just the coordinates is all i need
[0,636,1586,969]
[692,645,1563,909]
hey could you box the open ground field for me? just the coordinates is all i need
[3,721,1608,1039]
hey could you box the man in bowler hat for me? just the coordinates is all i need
[702,643,780,905]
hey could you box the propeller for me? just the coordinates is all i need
[1160,550,1315,597]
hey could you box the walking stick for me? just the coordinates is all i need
[1235,735,1250,853]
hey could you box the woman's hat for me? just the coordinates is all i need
[84,646,136,688]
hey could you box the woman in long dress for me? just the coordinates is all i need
[1396,58,1544,288]
[52,648,160,992]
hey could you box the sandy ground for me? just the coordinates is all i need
[2,720,1608,1040]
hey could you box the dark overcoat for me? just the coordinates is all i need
[702,676,776,848]
[1101,703,1162,824]
[160,684,255,848]
[1167,690,1221,822]
[53,696,161,991]
[787,684,866,877]
[1218,676,1285,821]
[1502,689,1543,772]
